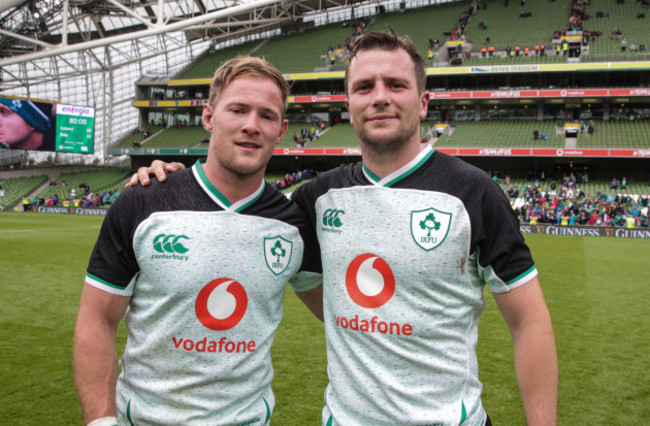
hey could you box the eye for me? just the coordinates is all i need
[353,83,371,93]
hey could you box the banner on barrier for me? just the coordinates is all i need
[520,224,650,238]
[37,206,107,215]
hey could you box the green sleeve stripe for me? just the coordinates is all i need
[506,265,537,286]
[86,273,124,290]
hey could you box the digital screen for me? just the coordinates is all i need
[0,97,95,154]
[55,104,95,154]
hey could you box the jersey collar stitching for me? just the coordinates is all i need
[192,159,265,212]
[362,145,434,187]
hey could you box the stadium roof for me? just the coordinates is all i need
[0,0,365,66]
[0,0,374,163]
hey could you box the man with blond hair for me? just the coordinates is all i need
[74,57,322,426]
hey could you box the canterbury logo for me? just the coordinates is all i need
[153,234,190,254]
[322,209,345,227]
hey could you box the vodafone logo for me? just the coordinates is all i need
[195,278,247,330]
[345,254,395,308]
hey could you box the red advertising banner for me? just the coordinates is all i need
[456,148,532,156]
[611,149,650,158]
[471,90,538,98]
[326,147,363,155]
[287,88,646,103]
[272,147,645,158]
[430,91,473,99]
[428,88,640,100]
[531,148,609,157]
[608,88,650,97]
[273,147,325,155]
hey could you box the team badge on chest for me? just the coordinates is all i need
[264,236,293,275]
[410,207,452,251]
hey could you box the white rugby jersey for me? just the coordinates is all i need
[292,145,537,426]
[85,160,320,426]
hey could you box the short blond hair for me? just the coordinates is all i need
[209,57,289,112]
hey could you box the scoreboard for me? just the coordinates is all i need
[55,104,95,154]
[0,95,95,153]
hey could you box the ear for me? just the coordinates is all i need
[276,119,289,146]
[345,99,353,125]
[419,91,430,120]
[202,104,214,132]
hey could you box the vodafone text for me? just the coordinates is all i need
[334,314,413,336]
[172,336,256,353]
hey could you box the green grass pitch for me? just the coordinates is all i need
[1,212,648,425]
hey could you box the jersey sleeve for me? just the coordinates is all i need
[471,173,537,293]
[290,204,323,292]
[85,188,141,296]
[290,181,324,281]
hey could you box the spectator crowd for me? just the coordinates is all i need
[496,172,650,228]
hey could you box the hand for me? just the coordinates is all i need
[126,160,186,188]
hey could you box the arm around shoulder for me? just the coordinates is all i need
[493,277,558,426]
[74,283,131,424]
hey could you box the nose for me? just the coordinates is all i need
[242,112,260,135]
[371,82,390,107]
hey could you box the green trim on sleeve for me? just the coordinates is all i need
[86,273,124,290]
[506,265,537,285]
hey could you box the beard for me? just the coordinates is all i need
[354,120,418,155]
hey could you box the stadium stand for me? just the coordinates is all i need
[463,0,570,54]
[582,0,650,61]
[254,23,360,73]
[144,125,210,148]
[0,175,48,209]
[365,2,472,61]
[430,119,650,148]
[496,174,650,226]
[114,126,164,149]
[432,120,562,147]
[36,169,130,201]
[265,169,317,193]
[312,123,359,147]
[280,123,320,147]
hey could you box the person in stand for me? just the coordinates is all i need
[587,120,595,137]
[133,32,557,426]
[74,57,323,426]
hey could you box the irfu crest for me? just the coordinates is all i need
[410,208,452,251]
[264,236,293,275]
